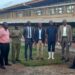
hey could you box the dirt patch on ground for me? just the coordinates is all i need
[0,64,75,75]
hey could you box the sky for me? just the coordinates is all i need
[0,0,31,9]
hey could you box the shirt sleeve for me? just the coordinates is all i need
[0,29,5,37]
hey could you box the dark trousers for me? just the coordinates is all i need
[70,57,75,68]
[48,41,56,52]
[25,38,33,59]
[0,43,10,66]
[61,37,70,60]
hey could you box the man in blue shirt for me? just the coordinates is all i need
[46,21,57,60]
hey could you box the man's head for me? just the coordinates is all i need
[15,26,18,30]
[27,21,31,26]
[49,20,53,26]
[2,22,8,29]
[62,19,67,26]
[0,23,2,27]
[38,23,42,28]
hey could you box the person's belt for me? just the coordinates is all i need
[62,36,67,38]
[39,39,42,40]
[27,38,32,39]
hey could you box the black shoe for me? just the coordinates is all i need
[40,58,44,60]
[61,57,65,60]
[30,58,33,60]
[65,59,69,62]
[5,63,11,66]
[16,59,20,62]
[25,58,28,61]
[0,66,6,69]
[69,65,75,69]
[12,61,16,64]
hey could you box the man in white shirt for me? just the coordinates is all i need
[58,20,72,62]
[63,26,67,36]
[23,21,34,61]
[27,26,32,38]
[34,23,45,60]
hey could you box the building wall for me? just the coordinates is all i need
[0,2,75,23]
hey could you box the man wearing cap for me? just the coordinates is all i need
[10,26,22,63]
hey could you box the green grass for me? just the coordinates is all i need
[9,44,62,66]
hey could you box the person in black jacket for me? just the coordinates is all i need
[23,21,34,61]
[35,23,45,60]
[46,21,57,60]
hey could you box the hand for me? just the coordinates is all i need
[45,39,48,44]
[33,42,36,45]
[58,39,61,43]
[57,42,60,46]
[68,42,71,46]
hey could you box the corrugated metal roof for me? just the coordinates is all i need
[0,0,74,13]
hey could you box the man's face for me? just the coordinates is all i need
[3,25,8,29]
[63,20,67,26]
[15,26,18,29]
[38,23,42,28]
[28,22,31,26]
[49,21,53,25]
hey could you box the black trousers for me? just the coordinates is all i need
[48,41,56,52]
[70,57,75,69]
[25,38,33,59]
[0,43,10,66]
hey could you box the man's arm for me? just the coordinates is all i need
[23,28,26,38]
[69,25,72,43]
[58,26,61,43]
[45,28,48,44]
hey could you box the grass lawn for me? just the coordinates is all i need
[9,44,62,66]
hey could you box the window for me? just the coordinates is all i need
[66,5,74,13]
[33,9,46,16]
[51,8,55,15]
[23,10,31,16]
[48,8,55,15]
[36,10,42,15]
[55,7,63,14]
[16,11,23,17]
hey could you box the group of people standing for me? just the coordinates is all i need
[0,19,74,70]
[0,23,22,69]
[23,20,72,62]
[23,21,57,61]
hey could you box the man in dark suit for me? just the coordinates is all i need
[46,21,57,60]
[23,21,34,61]
[35,23,45,60]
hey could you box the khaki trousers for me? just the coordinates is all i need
[12,42,21,62]
[36,40,44,58]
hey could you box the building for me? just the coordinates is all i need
[0,0,75,41]
[0,0,75,23]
